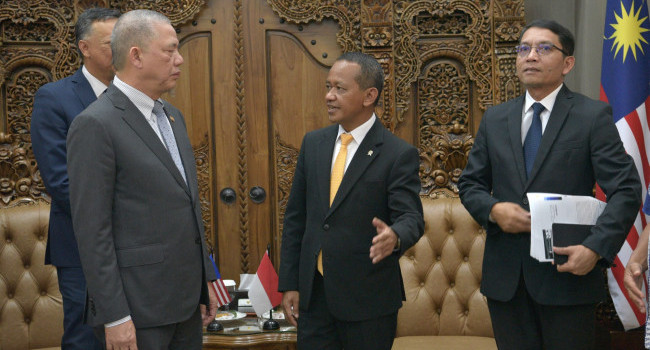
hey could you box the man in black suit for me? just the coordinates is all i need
[278,52,424,350]
[67,10,217,349]
[31,8,120,349]
[458,19,641,349]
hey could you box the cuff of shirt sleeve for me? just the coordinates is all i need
[105,315,131,328]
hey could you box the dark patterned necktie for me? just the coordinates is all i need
[523,102,545,177]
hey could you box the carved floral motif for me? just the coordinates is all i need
[274,134,299,244]
[0,133,47,206]
[268,0,361,52]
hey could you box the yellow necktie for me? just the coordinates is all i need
[318,133,354,275]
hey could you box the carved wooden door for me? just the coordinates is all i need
[163,0,342,280]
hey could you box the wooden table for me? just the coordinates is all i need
[202,316,297,350]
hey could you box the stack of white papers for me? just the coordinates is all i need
[527,192,606,262]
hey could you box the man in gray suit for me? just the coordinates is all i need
[67,9,217,349]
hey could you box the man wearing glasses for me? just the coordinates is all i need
[458,19,641,350]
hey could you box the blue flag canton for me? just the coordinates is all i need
[601,0,650,121]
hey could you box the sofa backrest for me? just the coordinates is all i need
[396,196,493,338]
[0,201,62,350]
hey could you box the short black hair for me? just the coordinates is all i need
[335,52,384,105]
[75,8,121,57]
[520,19,575,56]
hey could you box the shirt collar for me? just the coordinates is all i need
[82,65,109,98]
[337,114,376,144]
[112,75,162,122]
[524,83,563,114]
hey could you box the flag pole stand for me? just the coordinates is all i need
[207,320,224,332]
[263,308,280,330]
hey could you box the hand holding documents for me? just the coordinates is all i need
[526,193,606,263]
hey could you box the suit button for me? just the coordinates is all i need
[195,237,201,244]
[323,224,330,230]
[523,198,529,205]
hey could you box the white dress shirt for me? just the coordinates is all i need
[520,83,563,144]
[331,114,377,173]
[81,65,108,98]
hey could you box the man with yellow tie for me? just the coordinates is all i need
[279,52,424,350]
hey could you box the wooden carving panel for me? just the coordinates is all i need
[0,133,47,206]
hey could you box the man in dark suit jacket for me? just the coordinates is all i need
[66,10,217,349]
[458,19,641,350]
[279,52,424,350]
[31,8,120,349]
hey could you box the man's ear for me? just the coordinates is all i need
[562,55,575,76]
[129,47,143,68]
[78,40,90,59]
[363,87,379,107]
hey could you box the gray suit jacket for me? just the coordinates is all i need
[67,84,216,328]
[458,86,641,305]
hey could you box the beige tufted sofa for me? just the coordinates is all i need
[0,201,62,350]
[393,196,497,350]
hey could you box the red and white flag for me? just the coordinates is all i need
[248,250,283,317]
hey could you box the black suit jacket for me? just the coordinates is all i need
[67,84,216,327]
[279,118,424,321]
[458,86,641,305]
[31,68,96,267]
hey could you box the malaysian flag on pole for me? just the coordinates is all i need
[209,254,232,308]
[600,0,650,331]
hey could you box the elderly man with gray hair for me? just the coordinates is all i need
[67,9,218,349]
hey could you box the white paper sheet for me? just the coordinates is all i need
[527,192,606,262]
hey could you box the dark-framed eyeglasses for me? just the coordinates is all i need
[515,44,570,57]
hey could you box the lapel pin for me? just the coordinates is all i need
[367,150,373,156]
[169,116,175,123]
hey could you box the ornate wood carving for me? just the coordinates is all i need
[267,0,361,53]
[194,134,213,252]
[234,0,251,273]
[109,0,206,26]
[0,133,48,206]
[274,134,299,246]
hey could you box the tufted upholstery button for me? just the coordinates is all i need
[1,201,63,349]
[397,197,492,343]
[323,224,330,230]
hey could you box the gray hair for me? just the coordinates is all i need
[111,10,172,70]
[75,8,120,57]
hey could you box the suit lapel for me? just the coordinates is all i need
[317,127,337,213]
[71,69,97,109]
[107,85,191,197]
[507,96,528,187]
[525,86,572,187]
[328,119,382,215]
